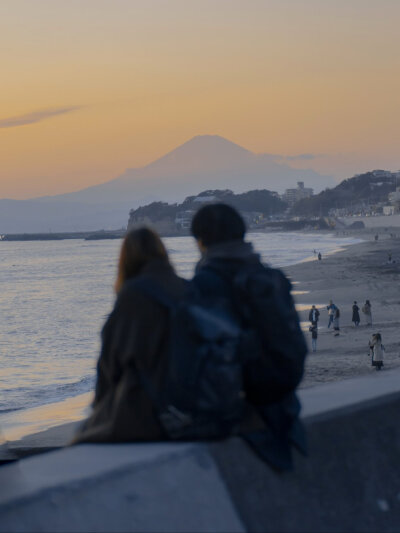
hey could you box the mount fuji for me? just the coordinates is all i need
[0,135,334,233]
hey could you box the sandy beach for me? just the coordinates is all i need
[286,230,400,388]
[4,228,400,457]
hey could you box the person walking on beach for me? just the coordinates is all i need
[369,333,384,370]
[327,300,337,328]
[352,301,360,327]
[73,228,188,443]
[308,305,320,326]
[333,307,340,336]
[362,300,372,326]
[318,252,322,261]
[190,203,307,470]
[309,324,318,352]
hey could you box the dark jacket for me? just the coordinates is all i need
[308,308,320,323]
[310,325,318,339]
[73,259,188,443]
[352,304,360,323]
[192,240,307,470]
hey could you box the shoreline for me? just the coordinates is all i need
[5,231,400,454]
[1,393,92,450]
[283,235,400,389]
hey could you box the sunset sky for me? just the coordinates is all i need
[1,0,399,199]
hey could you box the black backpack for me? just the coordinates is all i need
[202,263,307,405]
[135,280,249,440]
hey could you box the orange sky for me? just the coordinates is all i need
[1,0,399,199]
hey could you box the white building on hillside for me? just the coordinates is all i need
[388,187,400,213]
[283,182,314,206]
[175,210,195,230]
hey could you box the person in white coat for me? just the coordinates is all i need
[369,333,384,370]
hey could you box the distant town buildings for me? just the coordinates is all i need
[282,181,314,206]
[383,205,396,216]
[383,186,400,215]
[192,195,217,204]
[175,210,195,230]
[371,169,400,179]
[388,187,400,205]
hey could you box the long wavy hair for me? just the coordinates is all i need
[114,227,169,293]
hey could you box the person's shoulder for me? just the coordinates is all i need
[192,267,228,296]
[114,279,151,311]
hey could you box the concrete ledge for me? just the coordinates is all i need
[1,369,400,532]
[0,443,244,533]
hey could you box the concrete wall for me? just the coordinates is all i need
[340,213,400,228]
[1,369,400,532]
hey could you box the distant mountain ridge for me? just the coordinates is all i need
[39,135,333,205]
[0,135,334,233]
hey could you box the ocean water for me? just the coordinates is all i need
[0,233,361,427]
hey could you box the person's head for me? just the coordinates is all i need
[329,299,333,305]
[375,333,382,342]
[115,227,169,293]
[366,299,371,305]
[312,305,315,309]
[190,203,246,251]
[354,301,357,304]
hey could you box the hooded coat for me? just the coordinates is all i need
[73,259,188,443]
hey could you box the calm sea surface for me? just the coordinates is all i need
[0,233,361,425]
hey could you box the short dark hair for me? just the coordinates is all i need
[191,203,246,246]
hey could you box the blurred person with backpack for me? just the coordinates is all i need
[191,203,308,470]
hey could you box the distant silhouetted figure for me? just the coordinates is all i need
[362,300,372,326]
[327,300,337,328]
[369,333,384,370]
[333,307,340,335]
[374,234,379,241]
[308,305,320,326]
[318,252,322,261]
[352,301,360,327]
[309,324,318,352]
